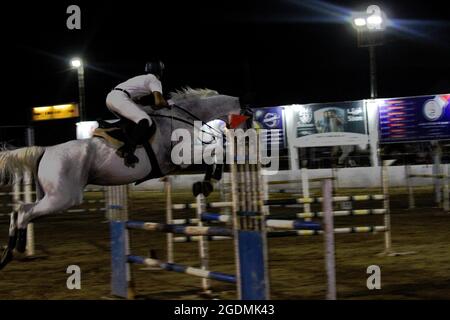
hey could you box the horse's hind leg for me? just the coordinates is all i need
[0,212,19,269]
[15,193,84,252]
[0,193,83,270]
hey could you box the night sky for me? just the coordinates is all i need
[3,0,449,132]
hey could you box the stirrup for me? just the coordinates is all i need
[124,153,139,167]
[117,144,139,167]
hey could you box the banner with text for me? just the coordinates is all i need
[379,94,450,143]
[289,101,368,147]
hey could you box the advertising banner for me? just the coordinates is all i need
[253,106,286,149]
[289,101,368,147]
[32,103,79,121]
[379,94,450,143]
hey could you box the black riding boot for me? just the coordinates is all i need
[117,119,154,167]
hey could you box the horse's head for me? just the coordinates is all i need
[168,88,251,128]
[167,88,253,197]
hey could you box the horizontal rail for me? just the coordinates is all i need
[267,226,388,237]
[174,235,233,242]
[264,195,385,206]
[0,191,37,196]
[308,177,336,182]
[408,174,447,179]
[64,208,106,213]
[297,209,386,218]
[126,221,233,236]
[267,189,302,194]
[172,201,233,210]
[171,213,321,230]
[127,255,236,283]
[169,208,387,225]
[267,180,301,185]
[266,219,321,230]
[173,226,387,241]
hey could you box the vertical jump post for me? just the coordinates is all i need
[228,129,270,300]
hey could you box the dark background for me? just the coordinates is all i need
[1,0,449,144]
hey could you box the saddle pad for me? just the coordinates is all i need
[93,128,126,149]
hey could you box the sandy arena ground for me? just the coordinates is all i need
[0,186,449,300]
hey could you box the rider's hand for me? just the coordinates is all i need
[153,101,170,110]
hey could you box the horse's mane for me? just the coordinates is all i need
[169,87,219,103]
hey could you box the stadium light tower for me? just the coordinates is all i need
[71,57,86,121]
[352,5,387,99]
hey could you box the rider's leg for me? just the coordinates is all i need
[106,91,155,166]
[106,91,152,125]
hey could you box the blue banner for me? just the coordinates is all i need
[379,94,450,143]
[253,107,285,149]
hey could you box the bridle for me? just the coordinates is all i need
[151,102,253,145]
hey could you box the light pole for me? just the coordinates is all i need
[71,57,86,121]
[352,5,387,99]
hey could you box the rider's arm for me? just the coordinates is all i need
[147,74,168,108]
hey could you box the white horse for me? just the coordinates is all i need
[0,88,245,269]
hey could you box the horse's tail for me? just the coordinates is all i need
[0,146,46,185]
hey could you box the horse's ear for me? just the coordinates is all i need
[239,92,256,106]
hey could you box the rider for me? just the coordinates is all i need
[106,61,169,166]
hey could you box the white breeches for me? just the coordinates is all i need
[106,91,152,125]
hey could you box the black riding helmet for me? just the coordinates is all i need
[144,61,165,79]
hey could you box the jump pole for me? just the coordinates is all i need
[322,178,336,300]
[382,160,392,254]
[405,165,415,209]
[228,129,270,300]
[301,167,311,214]
[381,161,415,256]
[24,169,35,256]
[406,163,447,210]
[432,142,442,207]
[163,177,174,263]
[109,185,135,299]
[444,164,449,212]
[196,192,212,295]
[25,127,35,257]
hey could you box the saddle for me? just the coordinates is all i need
[93,118,162,184]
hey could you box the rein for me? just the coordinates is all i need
[151,104,226,143]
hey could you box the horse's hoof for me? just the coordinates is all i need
[192,181,214,197]
[202,181,213,197]
[16,228,27,253]
[192,181,202,197]
[7,233,17,250]
[0,247,13,271]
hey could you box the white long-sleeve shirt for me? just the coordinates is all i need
[116,74,162,99]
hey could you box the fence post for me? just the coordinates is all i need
[405,165,415,209]
[23,170,34,256]
[109,185,134,299]
[301,167,311,214]
[443,164,449,212]
[25,127,35,256]
[322,178,336,300]
[382,161,392,253]
[196,193,211,295]
[164,177,174,263]
[432,143,442,207]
